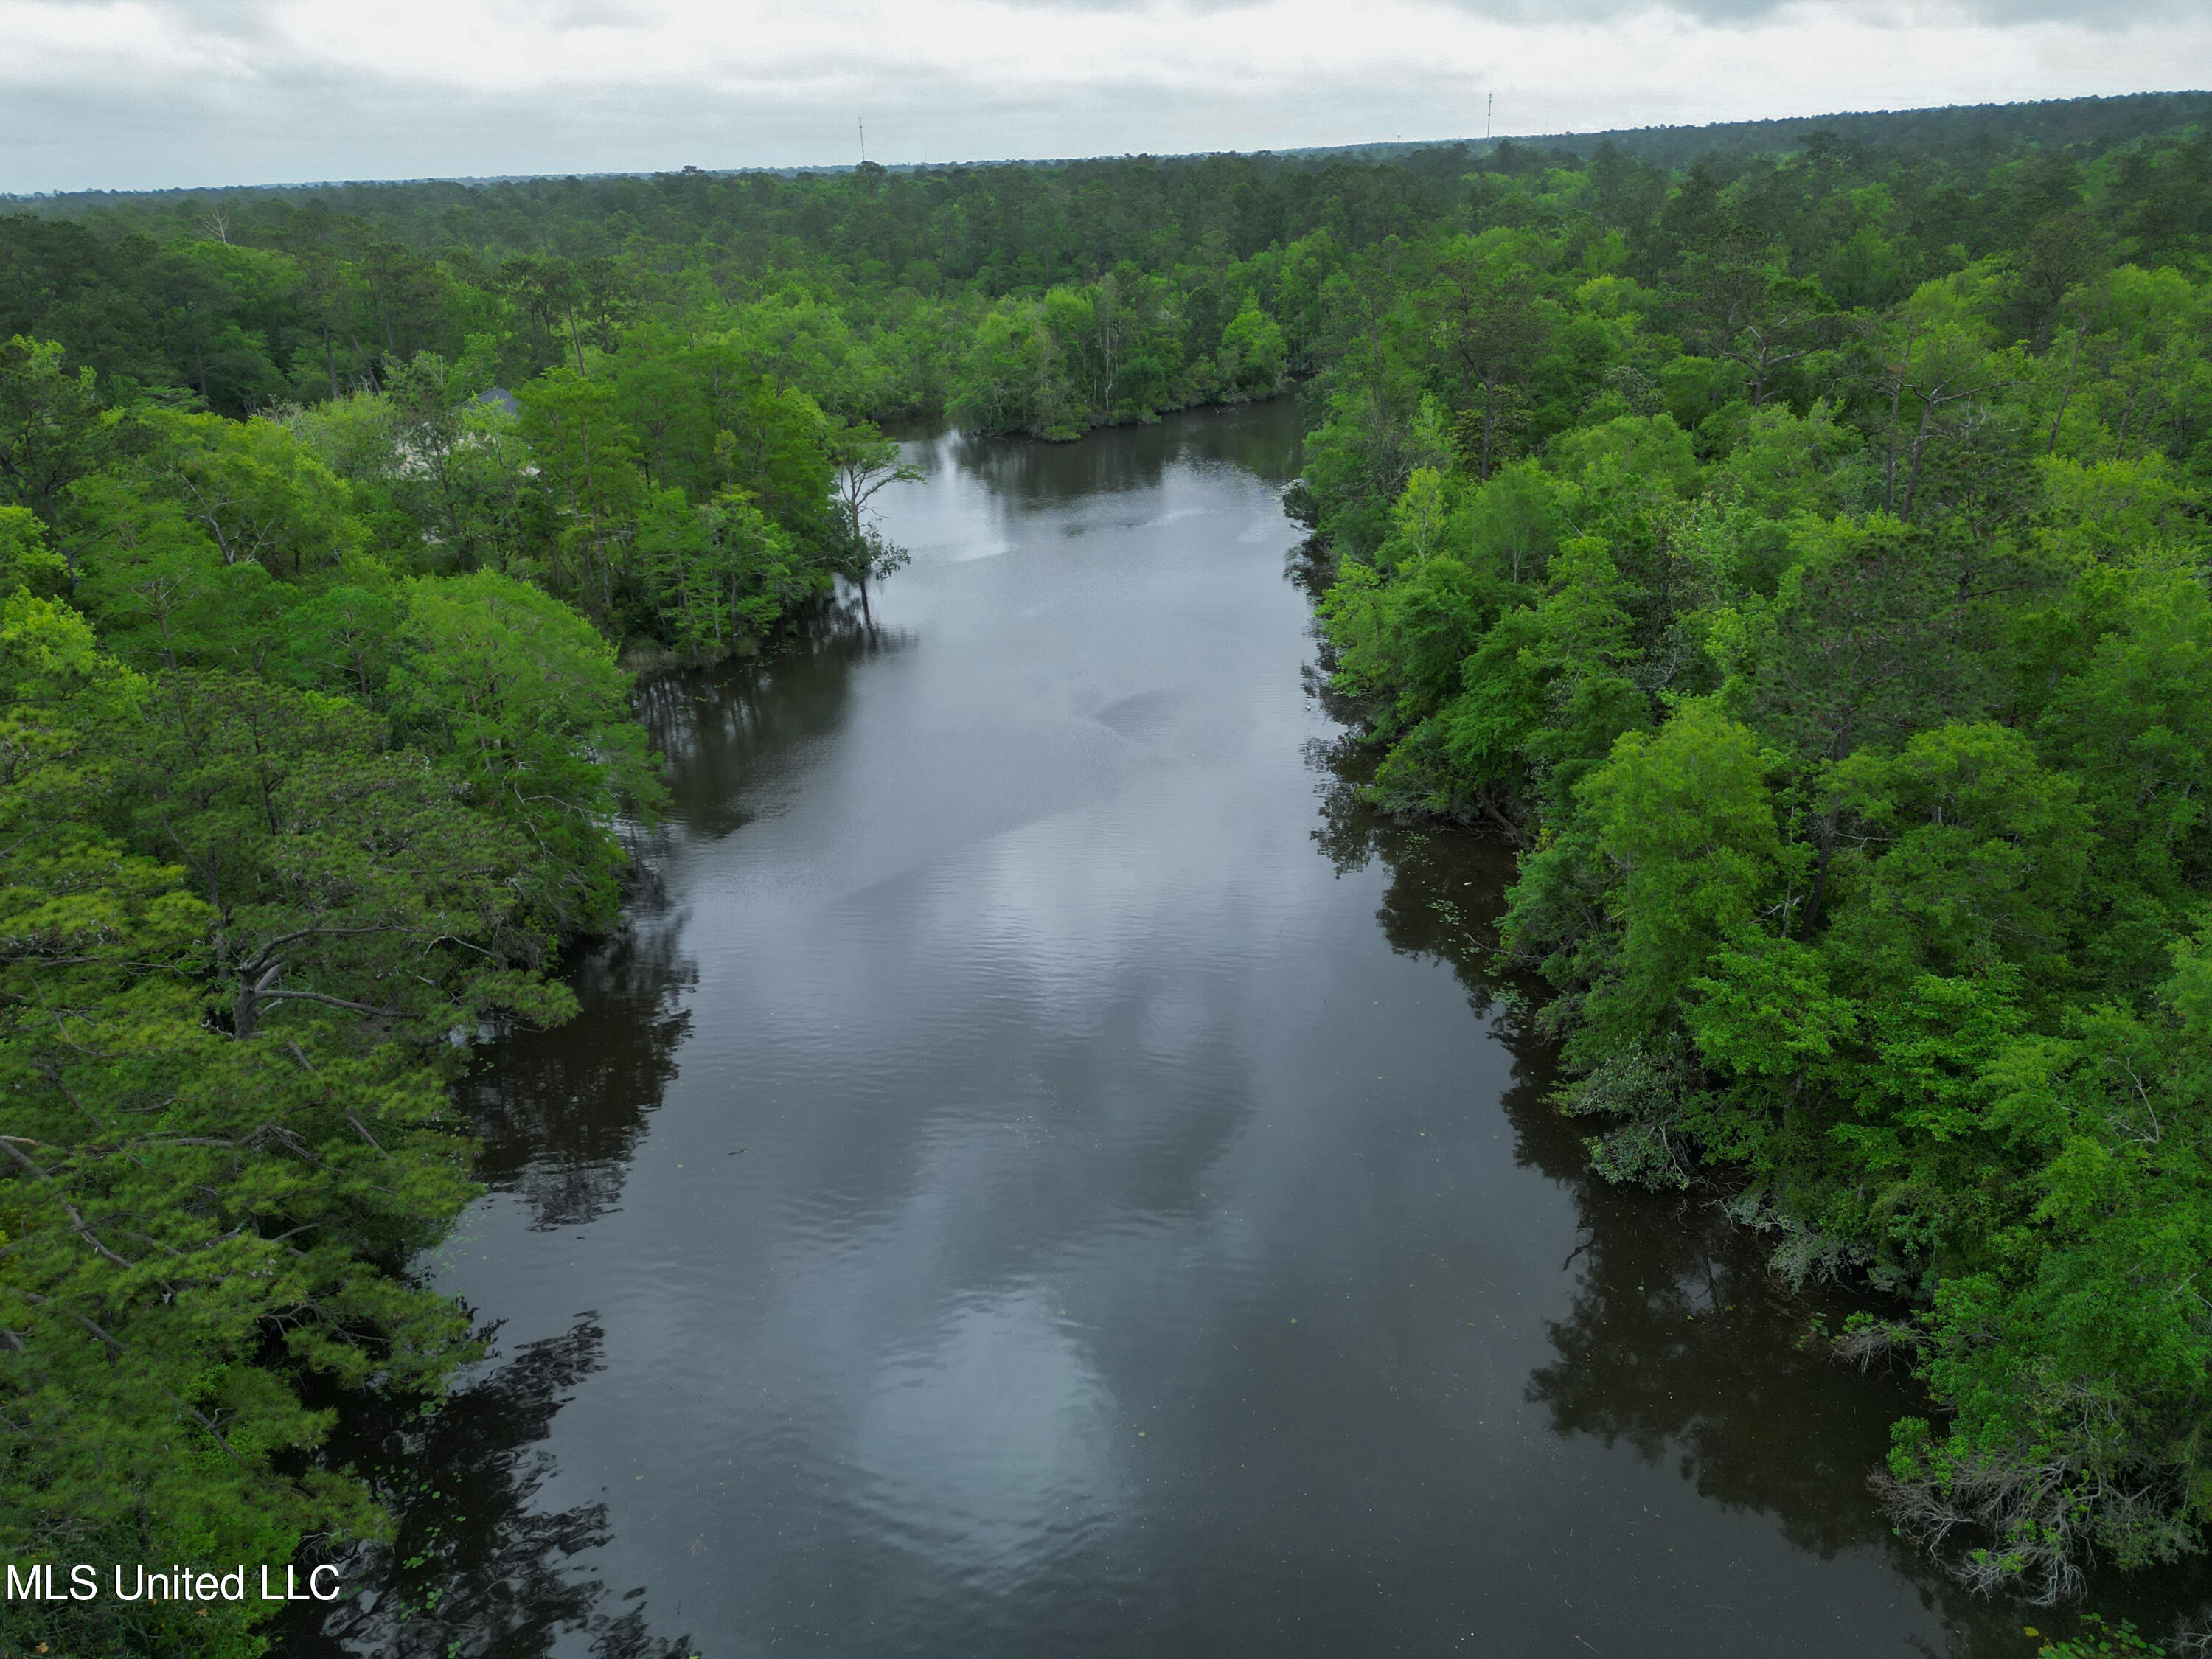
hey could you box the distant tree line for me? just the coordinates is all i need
[2,91,2211,1653]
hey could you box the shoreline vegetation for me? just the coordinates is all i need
[0,91,2208,1655]
[1290,110,2212,1612]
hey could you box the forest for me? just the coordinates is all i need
[1,88,2210,1655]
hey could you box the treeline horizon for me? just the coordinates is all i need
[10,88,2209,205]
[2,85,2211,1658]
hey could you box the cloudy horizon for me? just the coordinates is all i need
[1,0,2208,197]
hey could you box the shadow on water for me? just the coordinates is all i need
[286,1322,692,1659]
[283,627,894,1658]
[633,609,905,841]
[461,907,696,1232]
[283,403,2211,1659]
[917,399,1305,507]
[1306,737,2212,1656]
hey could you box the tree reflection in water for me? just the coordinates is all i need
[636,608,894,841]
[291,882,702,1654]
[290,708,714,1651]
[461,908,696,1231]
[287,631,900,1657]
[289,1322,692,1659]
[938,396,1304,509]
[1304,739,1985,1631]
[464,610,892,1234]
[1307,735,2212,1654]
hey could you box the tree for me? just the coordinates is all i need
[114,670,566,1040]
[1430,248,1551,480]
[514,367,643,612]
[389,571,661,936]
[0,335,106,527]
[1217,296,1287,400]
[1860,309,2006,520]
[0,591,495,1659]
[1676,246,1835,408]
[122,406,364,576]
[1545,700,1797,1054]
[827,419,919,625]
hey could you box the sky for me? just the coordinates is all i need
[1,0,2208,196]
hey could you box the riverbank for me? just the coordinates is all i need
[265,401,2210,1659]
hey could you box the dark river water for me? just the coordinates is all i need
[299,399,2194,1658]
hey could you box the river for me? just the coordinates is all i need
[296,398,2178,1658]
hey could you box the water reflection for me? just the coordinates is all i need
[460,905,695,1231]
[852,1284,1124,1583]
[931,400,1305,507]
[283,403,2206,1659]
[1309,747,1931,1537]
[635,617,898,841]
[296,1323,692,1659]
[1307,742,2208,1654]
[1528,1194,1907,1557]
[1303,734,1521,998]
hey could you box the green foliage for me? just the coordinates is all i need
[393,571,661,934]
[1296,108,2212,1604]
[2037,1615,2165,1658]
[1549,701,1798,1055]
[0,335,104,525]
[0,588,504,1658]
[7,94,2212,1646]
[0,324,667,1659]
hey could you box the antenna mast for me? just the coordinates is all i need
[859,117,866,165]
[1486,94,1493,142]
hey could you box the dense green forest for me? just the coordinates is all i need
[2,90,2211,1654]
[1293,114,2212,1604]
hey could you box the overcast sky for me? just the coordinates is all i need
[1,0,2206,195]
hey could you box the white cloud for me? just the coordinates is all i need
[1,0,2205,193]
